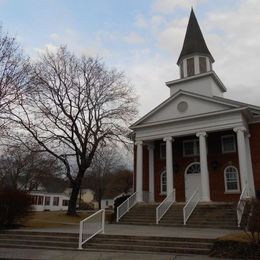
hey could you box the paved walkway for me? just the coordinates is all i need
[0,248,220,260]
[21,223,239,239]
[2,224,238,259]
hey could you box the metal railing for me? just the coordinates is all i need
[116,192,138,222]
[183,188,200,225]
[237,186,247,227]
[78,209,105,249]
[156,189,176,224]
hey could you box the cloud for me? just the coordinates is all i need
[136,0,260,110]
[124,32,146,44]
[34,29,113,60]
[134,14,148,29]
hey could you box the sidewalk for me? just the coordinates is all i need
[20,223,239,239]
[0,248,220,260]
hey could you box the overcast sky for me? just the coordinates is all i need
[1,0,260,118]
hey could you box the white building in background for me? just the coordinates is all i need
[30,191,69,211]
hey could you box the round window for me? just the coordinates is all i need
[177,101,188,113]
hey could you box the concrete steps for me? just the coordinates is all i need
[159,203,184,226]
[0,231,214,255]
[119,203,157,225]
[118,202,239,229]
[185,203,238,229]
[0,231,78,250]
[88,234,214,255]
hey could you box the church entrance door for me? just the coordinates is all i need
[185,162,202,201]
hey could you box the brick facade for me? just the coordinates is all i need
[134,125,260,202]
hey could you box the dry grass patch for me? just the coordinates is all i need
[219,232,254,243]
[23,211,92,228]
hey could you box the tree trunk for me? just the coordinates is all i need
[67,182,80,216]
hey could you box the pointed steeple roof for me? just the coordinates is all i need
[177,9,214,64]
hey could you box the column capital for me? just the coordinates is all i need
[196,131,207,138]
[233,127,247,134]
[163,136,174,142]
[135,140,143,146]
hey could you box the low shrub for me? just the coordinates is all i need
[210,240,260,258]
[246,199,260,244]
[0,189,32,229]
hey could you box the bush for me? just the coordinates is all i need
[79,202,94,210]
[210,240,260,258]
[0,189,32,229]
[246,199,260,244]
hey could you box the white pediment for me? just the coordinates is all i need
[133,91,239,127]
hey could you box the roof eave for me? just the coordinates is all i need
[165,71,227,92]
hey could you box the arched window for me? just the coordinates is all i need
[160,171,167,194]
[186,162,200,174]
[224,166,240,192]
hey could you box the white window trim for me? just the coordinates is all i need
[160,143,166,160]
[224,166,240,193]
[183,139,199,157]
[221,135,236,154]
[160,171,167,195]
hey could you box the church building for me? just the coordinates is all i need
[130,9,260,207]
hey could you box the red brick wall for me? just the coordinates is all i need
[249,123,260,194]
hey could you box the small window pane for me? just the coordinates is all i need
[44,196,50,206]
[37,196,43,205]
[62,199,69,206]
[160,143,166,159]
[222,135,236,153]
[161,172,167,193]
[53,197,59,206]
[183,140,200,157]
[183,141,194,156]
[199,57,207,73]
[187,58,195,77]
[225,167,239,192]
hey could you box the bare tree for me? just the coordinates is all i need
[84,146,124,209]
[0,144,63,190]
[9,46,137,215]
[0,27,29,131]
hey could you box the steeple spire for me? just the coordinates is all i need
[177,9,214,64]
[177,9,214,78]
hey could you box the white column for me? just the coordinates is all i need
[245,133,256,197]
[148,143,155,202]
[196,132,210,201]
[183,59,188,78]
[163,137,174,196]
[136,141,143,202]
[233,127,249,197]
[194,56,200,75]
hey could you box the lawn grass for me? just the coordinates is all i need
[22,211,93,228]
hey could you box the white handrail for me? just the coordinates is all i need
[237,186,247,227]
[156,189,175,224]
[183,188,200,225]
[78,209,105,249]
[116,192,137,222]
